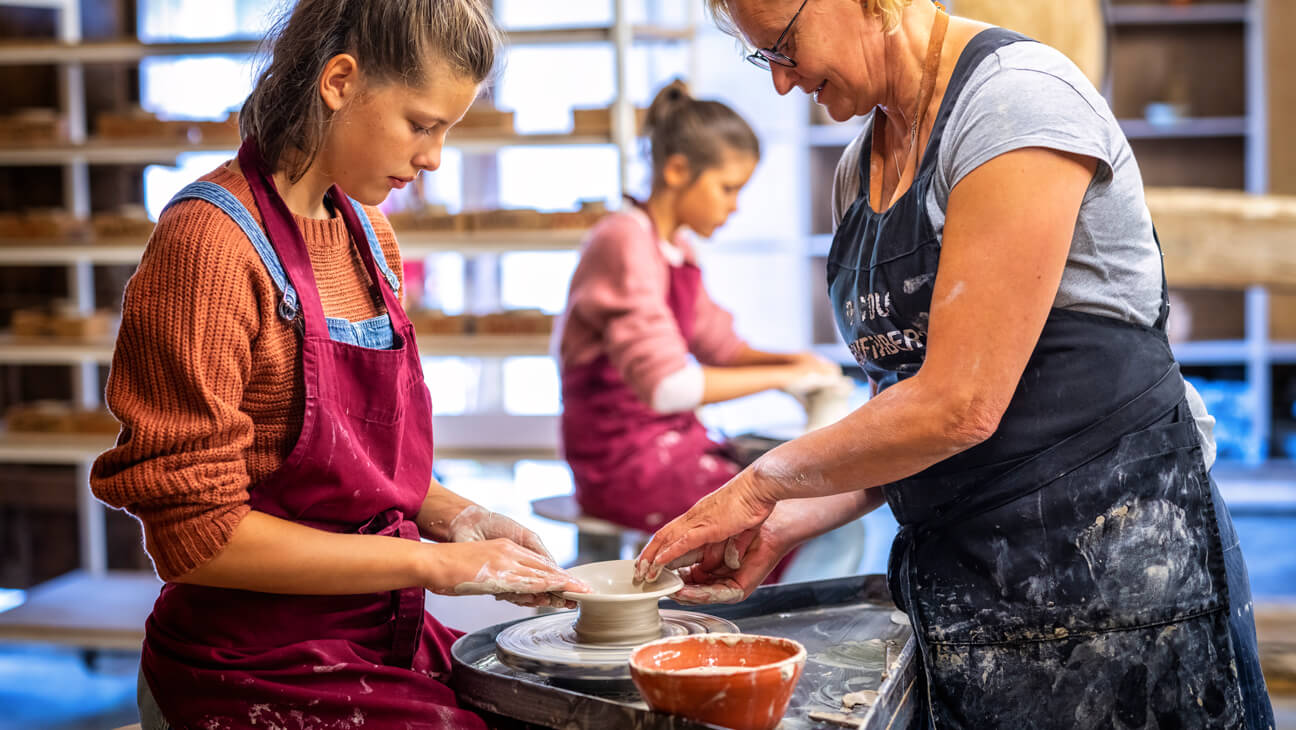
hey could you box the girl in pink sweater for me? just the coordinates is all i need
[554,81,837,534]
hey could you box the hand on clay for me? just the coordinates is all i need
[448,504,556,564]
[633,469,777,585]
[425,539,590,607]
[670,522,791,605]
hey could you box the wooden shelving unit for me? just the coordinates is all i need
[0,0,693,650]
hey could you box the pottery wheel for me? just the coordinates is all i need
[495,609,739,683]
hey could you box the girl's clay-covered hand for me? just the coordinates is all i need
[422,539,591,605]
[448,504,557,563]
[634,469,777,584]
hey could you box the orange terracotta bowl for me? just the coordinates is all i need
[629,633,806,730]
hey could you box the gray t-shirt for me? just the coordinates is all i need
[830,39,1217,466]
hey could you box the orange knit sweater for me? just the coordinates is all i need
[90,163,404,581]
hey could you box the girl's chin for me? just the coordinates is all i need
[342,185,389,207]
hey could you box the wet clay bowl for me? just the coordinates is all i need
[629,633,806,730]
[559,559,683,645]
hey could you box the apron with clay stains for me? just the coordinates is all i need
[138,139,486,729]
[561,202,740,534]
[828,27,1270,729]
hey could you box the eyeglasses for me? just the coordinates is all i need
[745,0,810,71]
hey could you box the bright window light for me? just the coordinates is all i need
[143,152,236,221]
[138,0,272,42]
[421,358,480,415]
[503,357,560,415]
[499,252,578,314]
[140,56,256,121]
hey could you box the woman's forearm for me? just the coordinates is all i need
[175,510,427,595]
[748,372,994,504]
[767,489,886,549]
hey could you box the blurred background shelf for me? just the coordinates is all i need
[1107,3,1251,26]
[0,229,585,263]
[0,24,695,65]
[0,332,556,363]
[0,132,616,165]
[0,419,558,464]
[1119,116,1248,139]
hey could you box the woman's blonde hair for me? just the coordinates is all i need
[706,0,914,38]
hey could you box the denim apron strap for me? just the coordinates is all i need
[166,181,300,324]
[347,198,400,295]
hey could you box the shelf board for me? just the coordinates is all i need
[415,333,552,357]
[1212,460,1296,512]
[0,413,558,464]
[1174,339,1296,365]
[0,132,613,166]
[0,240,145,264]
[0,230,583,265]
[0,430,114,464]
[1108,3,1250,25]
[0,0,73,9]
[0,333,115,364]
[0,570,159,650]
[0,25,693,66]
[0,331,553,364]
[0,229,584,264]
[0,38,260,65]
[399,228,583,255]
[1120,116,1249,140]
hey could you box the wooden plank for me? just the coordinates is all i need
[1146,187,1296,289]
[954,0,1105,86]
[1268,0,1296,194]
[1255,604,1296,695]
[0,570,158,650]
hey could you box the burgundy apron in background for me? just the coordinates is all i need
[560,203,741,534]
[140,139,486,729]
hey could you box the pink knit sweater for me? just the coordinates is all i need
[554,207,745,402]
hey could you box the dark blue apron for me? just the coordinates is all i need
[828,27,1272,729]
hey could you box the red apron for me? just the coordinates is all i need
[140,140,486,729]
[561,207,740,534]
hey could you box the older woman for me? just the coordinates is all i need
[634,0,1274,727]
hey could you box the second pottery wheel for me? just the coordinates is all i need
[495,559,739,684]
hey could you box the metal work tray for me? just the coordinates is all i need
[450,574,918,729]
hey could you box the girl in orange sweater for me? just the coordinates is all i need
[90,1,585,727]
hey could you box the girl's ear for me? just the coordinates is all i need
[319,53,360,113]
[661,153,694,189]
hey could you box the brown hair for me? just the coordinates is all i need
[240,0,503,182]
[706,0,914,37]
[643,79,760,187]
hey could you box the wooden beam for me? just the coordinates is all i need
[1146,187,1296,290]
